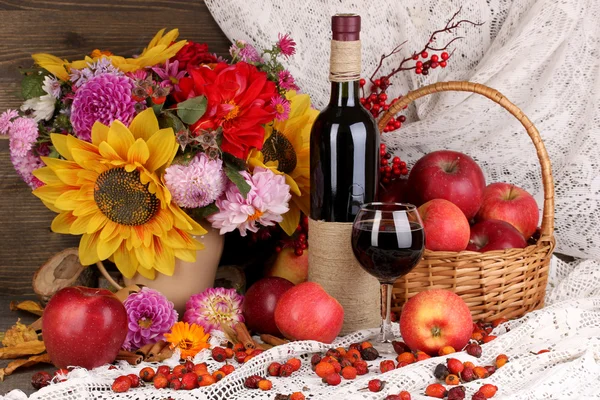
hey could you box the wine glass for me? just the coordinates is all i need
[351,202,425,344]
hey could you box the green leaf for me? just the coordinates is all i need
[222,152,247,171]
[188,203,220,221]
[224,163,251,198]
[160,111,186,133]
[176,96,207,124]
[21,73,46,100]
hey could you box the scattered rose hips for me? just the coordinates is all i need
[315,362,335,378]
[463,361,476,370]
[397,352,416,364]
[280,363,295,377]
[472,392,487,400]
[233,343,245,353]
[380,360,396,373]
[324,372,341,386]
[396,361,409,368]
[368,378,385,392]
[483,335,497,343]
[244,375,263,389]
[258,379,273,391]
[438,346,456,356]
[268,362,282,376]
[353,360,369,375]
[415,351,431,361]
[169,379,182,390]
[399,391,412,400]
[484,365,496,376]
[345,349,362,362]
[311,354,322,366]
[193,363,208,376]
[473,366,490,379]
[127,374,140,388]
[461,367,476,382]
[220,364,235,375]
[153,374,168,389]
[447,358,464,375]
[495,354,509,368]
[425,383,447,398]
[235,351,248,363]
[198,374,216,387]
[361,346,380,361]
[478,384,498,398]
[392,340,410,354]
[445,374,460,385]
[290,393,306,400]
[466,342,483,358]
[434,363,450,380]
[181,372,198,390]
[184,360,195,371]
[31,371,52,390]
[213,370,226,381]
[340,358,353,368]
[172,364,187,378]
[341,366,357,380]
[447,386,466,400]
[326,348,342,359]
[225,347,234,359]
[156,365,170,377]
[139,366,155,382]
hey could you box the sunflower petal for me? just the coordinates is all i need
[50,134,73,160]
[87,212,108,234]
[174,248,197,263]
[113,243,139,279]
[152,238,175,276]
[129,108,159,141]
[91,121,110,146]
[54,190,80,210]
[127,139,150,165]
[33,184,75,204]
[70,213,95,235]
[107,120,135,160]
[145,128,176,172]
[33,167,61,185]
[96,234,122,261]
[134,245,154,270]
[136,265,156,280]
[79,232,102,265]
[51,212,77,234]
[99,141,124,162]
[279,204,301,236]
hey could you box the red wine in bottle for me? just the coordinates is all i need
[308,14,381,334]
[310,14,380,222]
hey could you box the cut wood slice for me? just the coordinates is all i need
[32,248,97,304]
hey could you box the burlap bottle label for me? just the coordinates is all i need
[308,218,380,334]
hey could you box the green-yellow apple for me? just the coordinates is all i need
[265,247,308,285]
[42,286,128,369]
[274,282,343,343]
[418,199,470,252]
[400,289,472,356]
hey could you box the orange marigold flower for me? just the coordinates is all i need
[164,322,210,359]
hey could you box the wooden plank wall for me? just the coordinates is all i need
[0,0,232,296]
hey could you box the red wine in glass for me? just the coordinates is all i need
[351,202,425,344]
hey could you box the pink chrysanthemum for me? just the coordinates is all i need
[183,287,244,334]
[0,109,18,135]
[270,95,291,121]
[277,33,296,57]
[229,40,263,63]
[70,73,137,142]
[208,168,291,236]
[164,152,227,209]
[11,150,44,189]
[8,117,38,158]
[278,70,299,91]
[122,288,178,351]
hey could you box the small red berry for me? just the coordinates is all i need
[374,79,381,87]
[399,391,412,400]
[421,51,429,58]
[359,78,366,87]
[156,365,170,377]
[279,363,295,377]
[258,379,273,391]
[447,358,464,375]
[181,372,198,390]
[153,374,168,389]
[169,379,182,390]
[392,340,410,354]
[31,371,52,390]
[112,376,132,393]
[353,360,369,375]
[431,54,439,62]
[368,378,384,392]
[431,61,439,69]
[441,52,449,60]
[139,367,155,382]
[380,360,395,373]
[440,61,447,68]
[461,367,476,382]
[324,373,341,386]
[268,362,282,376]
[478,384,498,398]
[425,383,447,398]
[415,68,422,75]
[341,366,357,380]
[447,386,466,400]
[412,54,419,60]
[286,358,302,372]
[244,375,263,389]
[127,374,140,388]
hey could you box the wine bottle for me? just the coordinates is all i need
[308,14,381,334]
[310,14,380,222]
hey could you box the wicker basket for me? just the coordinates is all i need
[378,81,555,322]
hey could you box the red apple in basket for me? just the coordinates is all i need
[476,182,540,239]
[265,247,308,285]
[274,282,344,343]
[407,150,486,220]
[418,199,470,252]
[467,219,528,252]
[42,286,128,369]
[400,289,472,356]
[243,277,295,336]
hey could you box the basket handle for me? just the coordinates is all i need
[378,81,554,241]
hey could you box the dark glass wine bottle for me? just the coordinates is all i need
[310,14,380,222]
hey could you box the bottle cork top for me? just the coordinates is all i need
[332,14,361,41]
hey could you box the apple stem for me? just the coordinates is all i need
[431,326,442,337]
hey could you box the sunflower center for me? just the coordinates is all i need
[138,318,153,329]
[224,100,240,121]
[94,168,159,226]
[248,209,264,221]
[262,130,297,174]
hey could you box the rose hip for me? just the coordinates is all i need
[368,379,385,392]
[447,386,466,400]
[169,379,182,390]
[139,367,155,382]
[286,358,302,372]
[127,374,140,388]
[156,365,170,377]
[478,384,498,398]
[399,391,412,400]
[434,363,450,380]
[153,374,168,389]
[465,342,483,358]
[461,367,476,382]
[268,362,282,376]
[392,340,410,354]
[279,363,295,377]
[258,379,273,390]
[324,373,341,386]
[425,383,447,398]
[31,371,52,390]
[380,360,396,373]
[447,358,464,375]
[341,366,357,380]
[112,376,132,393]
[181,372,198,390]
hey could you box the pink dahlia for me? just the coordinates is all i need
[164,152,227,209]
[122,288,178,351]
[270,95,291,121]
[278,70,299,91]
[208,167,291,236]
[70,73,137,142]
[277,33,296,57]
[183,287,244,334]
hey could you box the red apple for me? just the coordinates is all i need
[476,182,539,239]
[418,199,470,251]
[265,247,308,285]
[242,277,294,336]
[274,282,343,343]
[42,286,128,369]
[400,289,472,356]
[467,219,527,252]
[408,150,486,220]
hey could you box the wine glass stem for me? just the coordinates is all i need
[380,283,393,343]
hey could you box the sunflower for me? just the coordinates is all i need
[32,29,187,81]
[32,109,206,280]
[164,321,210,359]
[247,91,318,235]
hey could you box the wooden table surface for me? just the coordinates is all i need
[0,0,231,395]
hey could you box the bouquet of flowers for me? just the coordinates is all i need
[0,29,316,280]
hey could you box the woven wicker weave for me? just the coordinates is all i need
[378,81,555,321]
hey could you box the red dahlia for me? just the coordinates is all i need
[171,41,218,70]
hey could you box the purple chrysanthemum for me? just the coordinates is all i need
[278,70,299,91]
[8,117,38,158]
[164,152,227,209]
[122,288,178,351]
[70,57,123,87]
[183,287,244,334]
[277,33,296,57]
[70,73,137,142]
[0,109,18,135]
